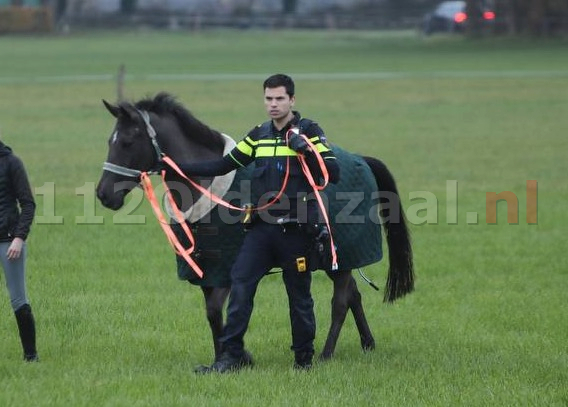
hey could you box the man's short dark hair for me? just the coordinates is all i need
[263,74,295,97]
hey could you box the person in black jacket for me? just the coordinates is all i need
[166,74,340,373]
[0,137,37,362]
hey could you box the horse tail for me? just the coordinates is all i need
[362,156,414,303]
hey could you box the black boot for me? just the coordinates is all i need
[196,350,253,374]
[294,351,313,370]
[15,304,38,362]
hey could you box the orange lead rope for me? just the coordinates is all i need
[140,172,204,278]
[140,130,337,277]
[288,129,339,271]
[139,155,292,279]
[161,155,290,211]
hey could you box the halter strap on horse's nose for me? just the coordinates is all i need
[102,162,143,178]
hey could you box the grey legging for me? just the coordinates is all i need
[0,242,29,311]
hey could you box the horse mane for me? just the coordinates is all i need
[132,92,225,151]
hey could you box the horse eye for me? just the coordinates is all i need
[121,139,133,148]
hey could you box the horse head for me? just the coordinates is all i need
[96,99,161,210]
[96,93,226,212]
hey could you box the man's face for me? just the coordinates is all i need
[264,86,295,121]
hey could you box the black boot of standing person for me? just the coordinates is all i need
[15,304,38,362]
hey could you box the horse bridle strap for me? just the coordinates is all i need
[102,162,142,178]
[138,110,164,158]
[102,109,163,178]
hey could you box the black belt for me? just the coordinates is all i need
[276,217,305,233]
[276,217,299,225]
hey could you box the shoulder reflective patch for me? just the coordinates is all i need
[307,135,331,151]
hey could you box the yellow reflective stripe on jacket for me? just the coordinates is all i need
[311,140,331,154]
[306,136,332,154]
[256,139,275,145]
[237,134,331,158]
[256,146,297,157]
[235,137,255,157]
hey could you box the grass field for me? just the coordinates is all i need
[0,29,567,406]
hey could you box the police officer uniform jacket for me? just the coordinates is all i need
[173,111,339,222]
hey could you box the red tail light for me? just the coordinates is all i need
[454,12,467,23]
[483,11,496,20]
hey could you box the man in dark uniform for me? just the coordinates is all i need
[168,74,340,372]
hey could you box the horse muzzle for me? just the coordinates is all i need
[96,185,126,210]
[96,175,137,210]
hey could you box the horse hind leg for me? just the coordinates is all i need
[201,286,230,360]
[348,274,376,352]
[320,270,375,361]
[320,270,350,360]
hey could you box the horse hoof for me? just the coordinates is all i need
[318,352,333,361]
[193,364,210,374]
[361,339,375,352]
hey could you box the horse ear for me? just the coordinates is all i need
[102,100,120,118]
[120,103,141,122]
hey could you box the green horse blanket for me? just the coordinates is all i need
[172,145,382,287]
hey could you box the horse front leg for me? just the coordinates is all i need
[201,286,230,360]
[320,270,352,360]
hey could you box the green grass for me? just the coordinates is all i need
[0,30,567,406]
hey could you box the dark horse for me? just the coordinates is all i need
[96,92,414,362]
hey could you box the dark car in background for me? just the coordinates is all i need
[422,1,495,35]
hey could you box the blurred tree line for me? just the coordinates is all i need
[24,0,568,36]
[263,0,567,35]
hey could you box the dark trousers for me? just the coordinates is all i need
[220,222,315,357]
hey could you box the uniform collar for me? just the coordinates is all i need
[271,111,301,134]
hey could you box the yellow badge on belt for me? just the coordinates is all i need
[296,257,307,272]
